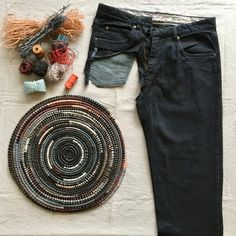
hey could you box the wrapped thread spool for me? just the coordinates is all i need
[32,44,45,58]
[24,79,46,94]
[65,74,78,89]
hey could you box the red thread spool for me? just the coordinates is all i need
[65,74,78,89]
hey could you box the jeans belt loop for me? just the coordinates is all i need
[173,26,179,40]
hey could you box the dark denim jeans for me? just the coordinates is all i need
[84,4,223,236]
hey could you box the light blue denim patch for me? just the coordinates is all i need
[88,53,135,87]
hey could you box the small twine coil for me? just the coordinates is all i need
[19,60,33,74]
[32,44,45,58]
[24,79,46,94]
[32,60,48,77]
[45,62,67,83]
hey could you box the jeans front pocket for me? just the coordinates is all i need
[84,21,140,87]
[92,22,133,45]
[176,30,217,58]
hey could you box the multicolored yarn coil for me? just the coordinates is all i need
[8,96,126,212]
[45,35,75,83]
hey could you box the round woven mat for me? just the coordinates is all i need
[8,95,126,212]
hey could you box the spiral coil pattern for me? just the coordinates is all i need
[8,95,126,212]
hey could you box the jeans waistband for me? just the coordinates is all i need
[94,4,216,38]
[151,17,216,38]
[94,4,153,27]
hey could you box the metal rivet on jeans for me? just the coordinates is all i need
[105,26,109,30]
[133,25,137,29]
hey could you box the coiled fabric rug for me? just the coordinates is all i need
[8,95,126,212]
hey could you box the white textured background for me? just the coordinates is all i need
[0,0,235,235]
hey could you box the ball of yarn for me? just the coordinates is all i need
[49,47,75,65]
[45,62,67,83]
[32,60,48,77]
[51,41,68,52]
[19,60,33,74]
[24,79,46,94]
[52,35,69,50]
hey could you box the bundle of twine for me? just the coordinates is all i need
[2,9,84,48]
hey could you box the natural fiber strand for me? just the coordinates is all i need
[2,16,44,48]
[2,9,84,48]
[52,10,84,38]
[17,5,69,58]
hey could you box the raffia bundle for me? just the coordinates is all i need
[2,9,84,48]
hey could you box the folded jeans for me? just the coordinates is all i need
[84,4,223,236]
